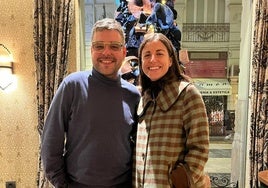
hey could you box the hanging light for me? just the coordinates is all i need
[0,44,14,90]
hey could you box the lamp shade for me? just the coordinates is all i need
[0,44,14,90]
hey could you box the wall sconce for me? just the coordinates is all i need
[0,44,14,90]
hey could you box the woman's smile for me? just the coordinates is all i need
[141,40,172,81]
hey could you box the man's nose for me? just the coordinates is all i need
[102,45,112,54]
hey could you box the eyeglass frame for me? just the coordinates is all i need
[91,41,124,52]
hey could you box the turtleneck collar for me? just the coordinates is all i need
[150,82,161,98]
[92,68,121,87]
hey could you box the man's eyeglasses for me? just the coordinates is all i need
[92,41,123,52]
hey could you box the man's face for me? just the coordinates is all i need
[91,30,126,80]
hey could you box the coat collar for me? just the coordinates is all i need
[142,81,190,112]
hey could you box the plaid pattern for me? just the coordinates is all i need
[133,81,209,188]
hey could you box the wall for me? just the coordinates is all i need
[0,1,77,188]
[174,0,241,112]
[0,1,38,187]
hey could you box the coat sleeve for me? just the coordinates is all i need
[182,84,210,184]
[40,80,71,187]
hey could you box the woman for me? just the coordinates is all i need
[133,33,209,187]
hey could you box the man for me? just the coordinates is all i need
[41,18,140,188]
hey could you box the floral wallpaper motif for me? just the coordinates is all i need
[0,1,39,187]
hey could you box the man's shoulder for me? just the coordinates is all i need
[121,79,140,95]
[64,70,91,82]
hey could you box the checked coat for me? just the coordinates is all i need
[133,81,209,188]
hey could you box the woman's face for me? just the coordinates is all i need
[141,40,172,81]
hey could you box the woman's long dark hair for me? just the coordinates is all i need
[138,33,189,95]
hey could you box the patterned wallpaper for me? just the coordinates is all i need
[0,1,77,187]
[0,1,39,188]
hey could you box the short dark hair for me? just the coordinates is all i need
[91,18,125,44]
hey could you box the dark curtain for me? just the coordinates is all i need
[249,0,268,187]
[33,0,74,187]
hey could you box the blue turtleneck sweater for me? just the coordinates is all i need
[41,68,140,187]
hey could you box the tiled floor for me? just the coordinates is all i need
[205,134,237,187]
[205,142,232,173]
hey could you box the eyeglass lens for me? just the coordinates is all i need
[92,42,123,52]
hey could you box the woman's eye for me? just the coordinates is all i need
[143,54,151,58]
[156,53,164,56]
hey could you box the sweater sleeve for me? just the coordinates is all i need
[40,80,71,187]
[183,84,210,184]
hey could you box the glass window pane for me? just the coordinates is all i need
[218,0,225,22]
[207,0,215,23]
[186,0,195,23]
[196,0,204,23]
